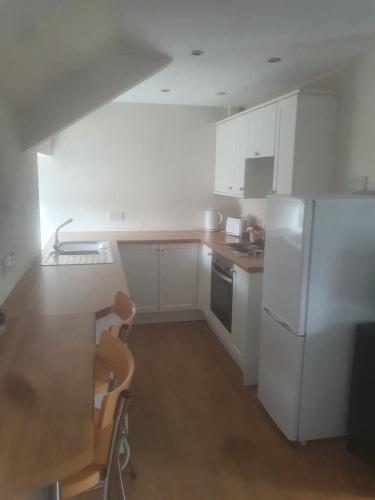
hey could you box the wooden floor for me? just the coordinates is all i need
[80,321,375,500]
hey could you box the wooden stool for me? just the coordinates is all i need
[59,332,135,499]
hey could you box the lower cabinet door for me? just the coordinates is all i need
[198,244,212,311]
[159,243,199,311]
[119,243,160,313]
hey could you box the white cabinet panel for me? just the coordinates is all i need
[159,243,199,311]
[273,96,297,194]
[119,244,159,313]
[247,103,277,158]
[214,120,236,195]
[198,244,212,311]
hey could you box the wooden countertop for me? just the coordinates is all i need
[4,230,262,318]
[0,313,95,497]
[0,229,262,496]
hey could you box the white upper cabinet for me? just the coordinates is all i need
[214,90,338,198]
[274,93,338,196]
[247,103,277,159]
[273,95,298,194]
[214,119,237,195]
[159,243,199,311]
[214,115,248,197]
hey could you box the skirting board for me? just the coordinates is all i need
[135,310,204,325]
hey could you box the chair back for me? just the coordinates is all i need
[111,291,136,342]
[95,331,134,430]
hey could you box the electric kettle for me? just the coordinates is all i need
[204,208,223,232]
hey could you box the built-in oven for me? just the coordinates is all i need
[210,253,233,333]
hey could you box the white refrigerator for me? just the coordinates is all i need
[258,194,375,442]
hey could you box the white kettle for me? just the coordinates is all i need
[204,208,223,232]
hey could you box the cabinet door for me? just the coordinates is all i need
[231,265,250,366]
[234,115,249,196]
[159,243,199,311]
[198,244,212,311]
[214,120,237,195]
[273,95,297,194]
[119,243,160,313]
[247,103,277,158]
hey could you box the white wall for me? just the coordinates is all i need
[304,48,375,193]
[38,102,238,245]
[0,99,40,305]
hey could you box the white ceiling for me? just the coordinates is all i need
[117,0,375,106]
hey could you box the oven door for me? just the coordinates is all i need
[210,263,233,333]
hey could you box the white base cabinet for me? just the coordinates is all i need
[118,243,160,313]
[119,242,199,314]
[159,243,198,311]
[198,244,212,312]
[198,243,263,385]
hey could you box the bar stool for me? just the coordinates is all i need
[59,332,135,499]
[96,291,136,344]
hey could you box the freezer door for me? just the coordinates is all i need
[262,195,311,335]
[258,308,305,441]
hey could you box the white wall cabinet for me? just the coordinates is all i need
[119,242,199,315]
[119,243,160,313]
[214,119,237,195]
[159,243,198,311]
[198,244,212,311]
[214,115,248,197]
[247,103,277,159]
[273,93,338,196]
[214,90,338,198]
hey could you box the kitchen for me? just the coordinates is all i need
[2,1,375,499]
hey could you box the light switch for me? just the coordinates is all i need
[108,210,125,222]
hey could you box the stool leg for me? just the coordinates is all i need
[46,482,61,500]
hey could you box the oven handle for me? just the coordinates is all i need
[212,265,233,284]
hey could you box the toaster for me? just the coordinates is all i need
[225,217,246,236]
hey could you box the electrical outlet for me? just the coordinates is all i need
[366,177,375,192]
[108,210,125,222]
[349,175,367,193]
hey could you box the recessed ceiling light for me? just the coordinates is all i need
[268,57,282,63]
[161,88,170,93]
[191,49,204,56]
[217,91,227,96]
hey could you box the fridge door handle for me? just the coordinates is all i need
[263,306,296,334]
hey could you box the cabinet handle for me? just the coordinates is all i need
[208,252,212,256]
[228,186,233,190]
[240,187,244,192]
[254,151,260,156]
[160,248,165,253]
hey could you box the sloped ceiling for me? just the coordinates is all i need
[0,0,170,149]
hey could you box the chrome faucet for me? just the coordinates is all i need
[53,218,73,251]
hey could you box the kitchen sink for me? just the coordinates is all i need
[41,240,113,266]
[55,240,108,255]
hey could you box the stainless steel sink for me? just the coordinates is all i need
[41,240,113,266]
[55,240,108,255]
